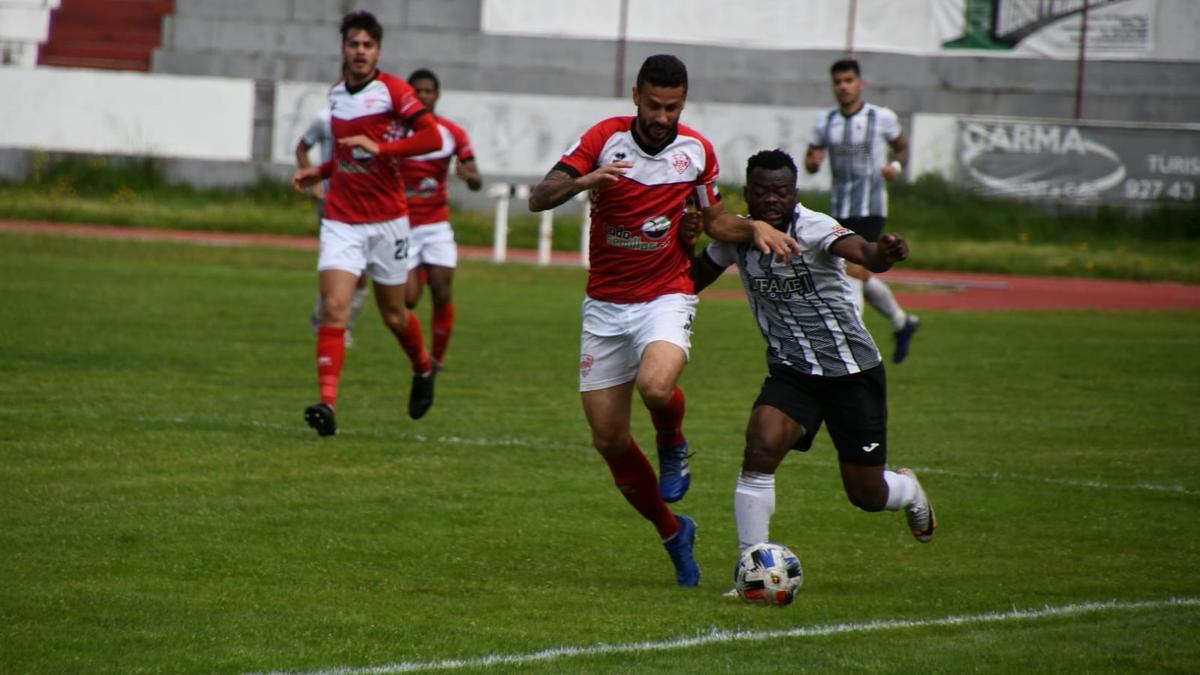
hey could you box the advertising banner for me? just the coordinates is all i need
[956,117,1200,204]
[941,0,1158,58]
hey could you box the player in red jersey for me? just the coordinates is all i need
[291,11,444,437]
[528,54,798,586]
[399,68,483,371]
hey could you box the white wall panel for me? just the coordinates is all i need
[0,68,254,160]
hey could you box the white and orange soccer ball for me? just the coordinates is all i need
[734,542,804,606]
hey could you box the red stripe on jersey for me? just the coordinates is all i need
[560,117,720,303]
[323,72,428,224]
[400,115,476,227]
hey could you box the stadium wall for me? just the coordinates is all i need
[147,0,1200,124]
[1,68,1197,208]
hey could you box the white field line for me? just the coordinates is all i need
[910,465,1199,497]
[258,597,1200,675]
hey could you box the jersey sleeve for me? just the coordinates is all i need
[880,107,902,142]
[703,239,737,269]
[555,121,610,178]
[300,110,326,146]
[450,123,475,162]
[386,77,427,124]
[693,136,721,208]
[812,212,855,253]
[809,112,829,148]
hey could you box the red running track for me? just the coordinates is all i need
[3,220,1198,311]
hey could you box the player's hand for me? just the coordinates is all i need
[339,135,379,155]
[680,211,703,247]
[878,233,909,264]
[576,161,633,190]
[881,161,902,182]
[750,219,802,261]
[291,166,323,193]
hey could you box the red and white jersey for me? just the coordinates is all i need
[399,115,475,227]
[557,116,720,303]
[323,71,428,224]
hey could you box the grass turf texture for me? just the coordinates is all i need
[1,232,1198,673]
[3,156,1199,283]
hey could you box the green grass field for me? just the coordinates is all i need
[2,232,1199,673]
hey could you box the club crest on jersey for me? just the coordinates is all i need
[641,215,671,240]
[671,152,691,174]
[580,354,594,377]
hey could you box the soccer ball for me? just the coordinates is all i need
[734,542,804,606]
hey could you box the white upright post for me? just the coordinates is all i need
[537,208,554,266]
[488,183,510,263]
[575,191,591,268]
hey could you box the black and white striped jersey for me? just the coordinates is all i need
[704,204,882,377]
[809,103,901,219]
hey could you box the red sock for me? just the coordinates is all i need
[603,439,680,540]
[316,326,346,406]
[649,386,686,450]
[394,311,433,374]
[431,302,455,365]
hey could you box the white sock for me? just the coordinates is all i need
[846,275,865,319]
[735,471,776,551]
[883,469,917,511]
[347,287,370,332]
[864,276,907,330]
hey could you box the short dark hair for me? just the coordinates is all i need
[636,54,688,90]
[831,58,860,76]
[408,68,440,92]
[746,149,798,183]
[340,10,383,44]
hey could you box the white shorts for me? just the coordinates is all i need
[317,217,411,285]
[407,221,458,271]
[578,293,698,392]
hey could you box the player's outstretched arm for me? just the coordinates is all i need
[455,158,483,191]
[291,166,324,193]
[294,140,325,199]
[690,249,727,294]
[528,162,631,212]
[831,232,909,273]
[882,135,910,182]
[701,201,800,260]
[803,146,825,175]
[340,112,442,159]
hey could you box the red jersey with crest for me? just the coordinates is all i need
[557,116,720,303]
[323,71,428,224]
[399,116,476,227]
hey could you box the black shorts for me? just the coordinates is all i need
[753,363,888,466]
[837,216,886,243]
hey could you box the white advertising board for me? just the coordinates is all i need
[0,67,254,160]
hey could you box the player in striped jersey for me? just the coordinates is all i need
[297,91,370,349]
[529,55,798,587]
[692,149,936,556]
[805,59,921,364]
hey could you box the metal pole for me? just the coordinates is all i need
[537,208,554,266]
[845,0,858,56]
[489,183,510,263]
[1074,0,1089,119]
[613,0,629,97]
